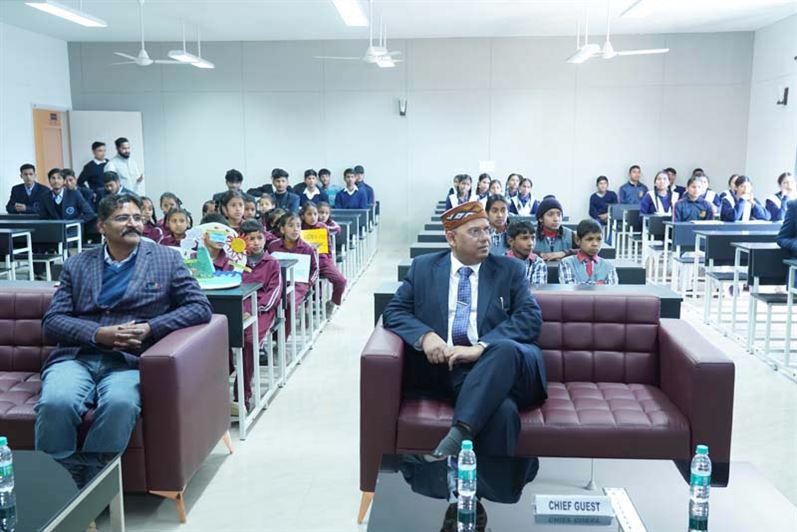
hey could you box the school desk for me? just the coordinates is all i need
[0,228,34,280]
[408,241,616,260]
[784,259,797,372]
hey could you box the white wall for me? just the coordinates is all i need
[745,14,797,185]
[0,22,71,205]
[68,33,753,243]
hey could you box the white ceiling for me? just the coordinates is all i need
[0,0,795,43]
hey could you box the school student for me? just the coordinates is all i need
[640,170,678,215]
[765,172,795,222]
[158,192,182,228]
[96,171,137,211]
[618,165,648,204]
[505,220,547,285]
[720,175,770,222]
[488,179,503,196]
[199,213,232,270]
[300,203,347,313]
[212,169,244,203]
[698,175,719,209]
[202,200,217,217]
[235,219,283,408]
[62,168,94,205]
[334,168,368,209]
[717,174,739,207]
[243,194,258,220]
[353,165,375,206]
[299,169,330,207]
[559,219,619,285]
[777,199,797,257]
[674,176,715,222]
[509,177,540,216]
[319,168,343,205]
[218,189,246,231]
[445,174,472,210]
[6,163,47,214]
[533,196,576,261]
[486,195,510,256]
[140,196,164,243]
[269,168,300,214]
[37,168,95,222]
[589,175,618,226]
[475,173,491,205]
[159,207,193,247]
[317,201,340,236]
[666,167,685,195]
[258,193,275,220]
[505,173,521,199]
[264,208,286,245]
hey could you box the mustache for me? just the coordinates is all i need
[123,228,143,236]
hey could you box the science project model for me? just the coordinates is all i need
[179,222,248,290]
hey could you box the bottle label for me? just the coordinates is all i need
[690,472,710,487]
[458,468,476,482]
[0,465,12,479]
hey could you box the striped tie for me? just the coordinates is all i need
[451,266,473,346]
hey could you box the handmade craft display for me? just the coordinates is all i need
[181,223,248,290]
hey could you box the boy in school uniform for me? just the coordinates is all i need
[589,175,618,226]
[509,177,540,216]
[618,165,648,204]
[640,170,678,215]
[666,167,685,196]
[674,176,715,222]
[37,168,95,222]
[6,163,48,214]
[354,165,375,207]
[445,174,472,210]
[486,195,510,256]
[77,141,108,196]
[212,169,244,203]
[559,219,619,285]
[271,168,301,214]
[299,169,330,207]
[62,168,94,205]
[720,175,770,222]
[765,172,795,222]
[334,168,369,209]
[506,220,547,286]
[318,168,343,206]
[533,196,577,261]
[243,194,258,220]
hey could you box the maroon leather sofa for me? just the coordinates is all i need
[359,293,735,521]
[0,285,231,522]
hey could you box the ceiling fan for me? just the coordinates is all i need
[112,0,183,67]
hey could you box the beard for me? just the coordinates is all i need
[120,152,131,159]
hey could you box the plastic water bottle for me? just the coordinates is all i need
[688,444,711,532]
[0,437,15,532]
[457,440,477,532]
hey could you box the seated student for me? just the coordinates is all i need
[96,171,136,211]
[505,220,547,285]
[488,179,503,196]
[486,195,510,256]
[202,200,217,217]
[235,220,282,408]
[317,201,341,237]
[264,208,286,245]
[271,168,300,214]
[445,174,473,210]
[777,199,797,257]
[299,169,330,207]
[691,168,705,178]
[717,174,739,208]
[509,177,539,216]
[212,169,244,203]
[720,175,770,221]
[38,168,95,222]
[77,141,108,196]
[618,164,648,204]
[258,193,275,226]
[533,196,576,261]
[674,176,715,221]
[765,172,795,222]
[218,190,246,231]
[475,173,491,206]
[140,197,163,243]
[6,163,47,214]
[36,193,211,478]
[697,174,719,212]
[505,173,521,200]
[243,194,258,220]
[62,168,94,205]
[666,167,685,195]
[246,170,293,198]
[335,168,368,210]
[640,170,678,215]
[158,192,182,228]
[159,207,193,247]
[559,219,619,285]
[589,175,618,226]
[300,203,347,313]
[198,213,232,270]
[318,168,342,206]
[353,165,375,207]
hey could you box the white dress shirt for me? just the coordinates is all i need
[106,154,142,193]
[447,253,481,346]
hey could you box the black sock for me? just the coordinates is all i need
[432,423,472,457]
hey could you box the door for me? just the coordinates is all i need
[33,108,64,185]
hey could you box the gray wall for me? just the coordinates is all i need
[69,33,753,243]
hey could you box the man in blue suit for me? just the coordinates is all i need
[36,193,212,469]
[777,198,797,257]
[5,163,48,214]
[37,168,95,222]
[384,201,547,459]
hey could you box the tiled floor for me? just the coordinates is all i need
[107,246,796,531]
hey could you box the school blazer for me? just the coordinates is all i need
[42,240,212,369]
[383,251,547,392]
[777,199,797,257]
[5,182,48,214]
[37,189,95,222]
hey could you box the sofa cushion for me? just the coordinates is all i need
[395,382,690,460]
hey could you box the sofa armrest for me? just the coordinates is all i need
[139,314,230,492]
[658,318,735,465]
[360,321,405,492]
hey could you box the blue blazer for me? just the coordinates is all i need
[777,199,797,257]
[6,182,48,214]
[37,189,95,222]
[42,240,212,369]
[383,250,547,394]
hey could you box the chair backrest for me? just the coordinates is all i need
[534,292,660,385]
[0,287,56,372]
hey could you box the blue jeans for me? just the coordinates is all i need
[35,352,141,460]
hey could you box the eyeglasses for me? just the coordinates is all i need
[110,214,143,224]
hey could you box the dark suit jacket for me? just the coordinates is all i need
[383,250,547,394]
[37,189,95,222]
[42,240,212,369]
[777,198,797,257]
[6,182,48,214]
[76,186,94,205]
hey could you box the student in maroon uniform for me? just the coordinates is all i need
[159,207,192,247]
[300,202,347,313]
[140,196,163,243]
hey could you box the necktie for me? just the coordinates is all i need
[585,258,593,278]
[451,266,473,347]
[54,194,62,205]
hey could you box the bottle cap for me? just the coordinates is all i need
[696,444,708,455]
[461,440,473,451]
[0,437,6,446]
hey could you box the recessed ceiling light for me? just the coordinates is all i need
[26,0,107,28]
[332,0,369,27]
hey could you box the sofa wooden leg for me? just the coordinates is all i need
[357,491,374,524]
[222,431,234,454]
[150,490,187,523]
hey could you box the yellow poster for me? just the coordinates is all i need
[301,228,329,254]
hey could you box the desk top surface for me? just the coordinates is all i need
[694,230,779,237]
[731,242,783,251]
[203,281,262,298]
[785,258,797,267]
